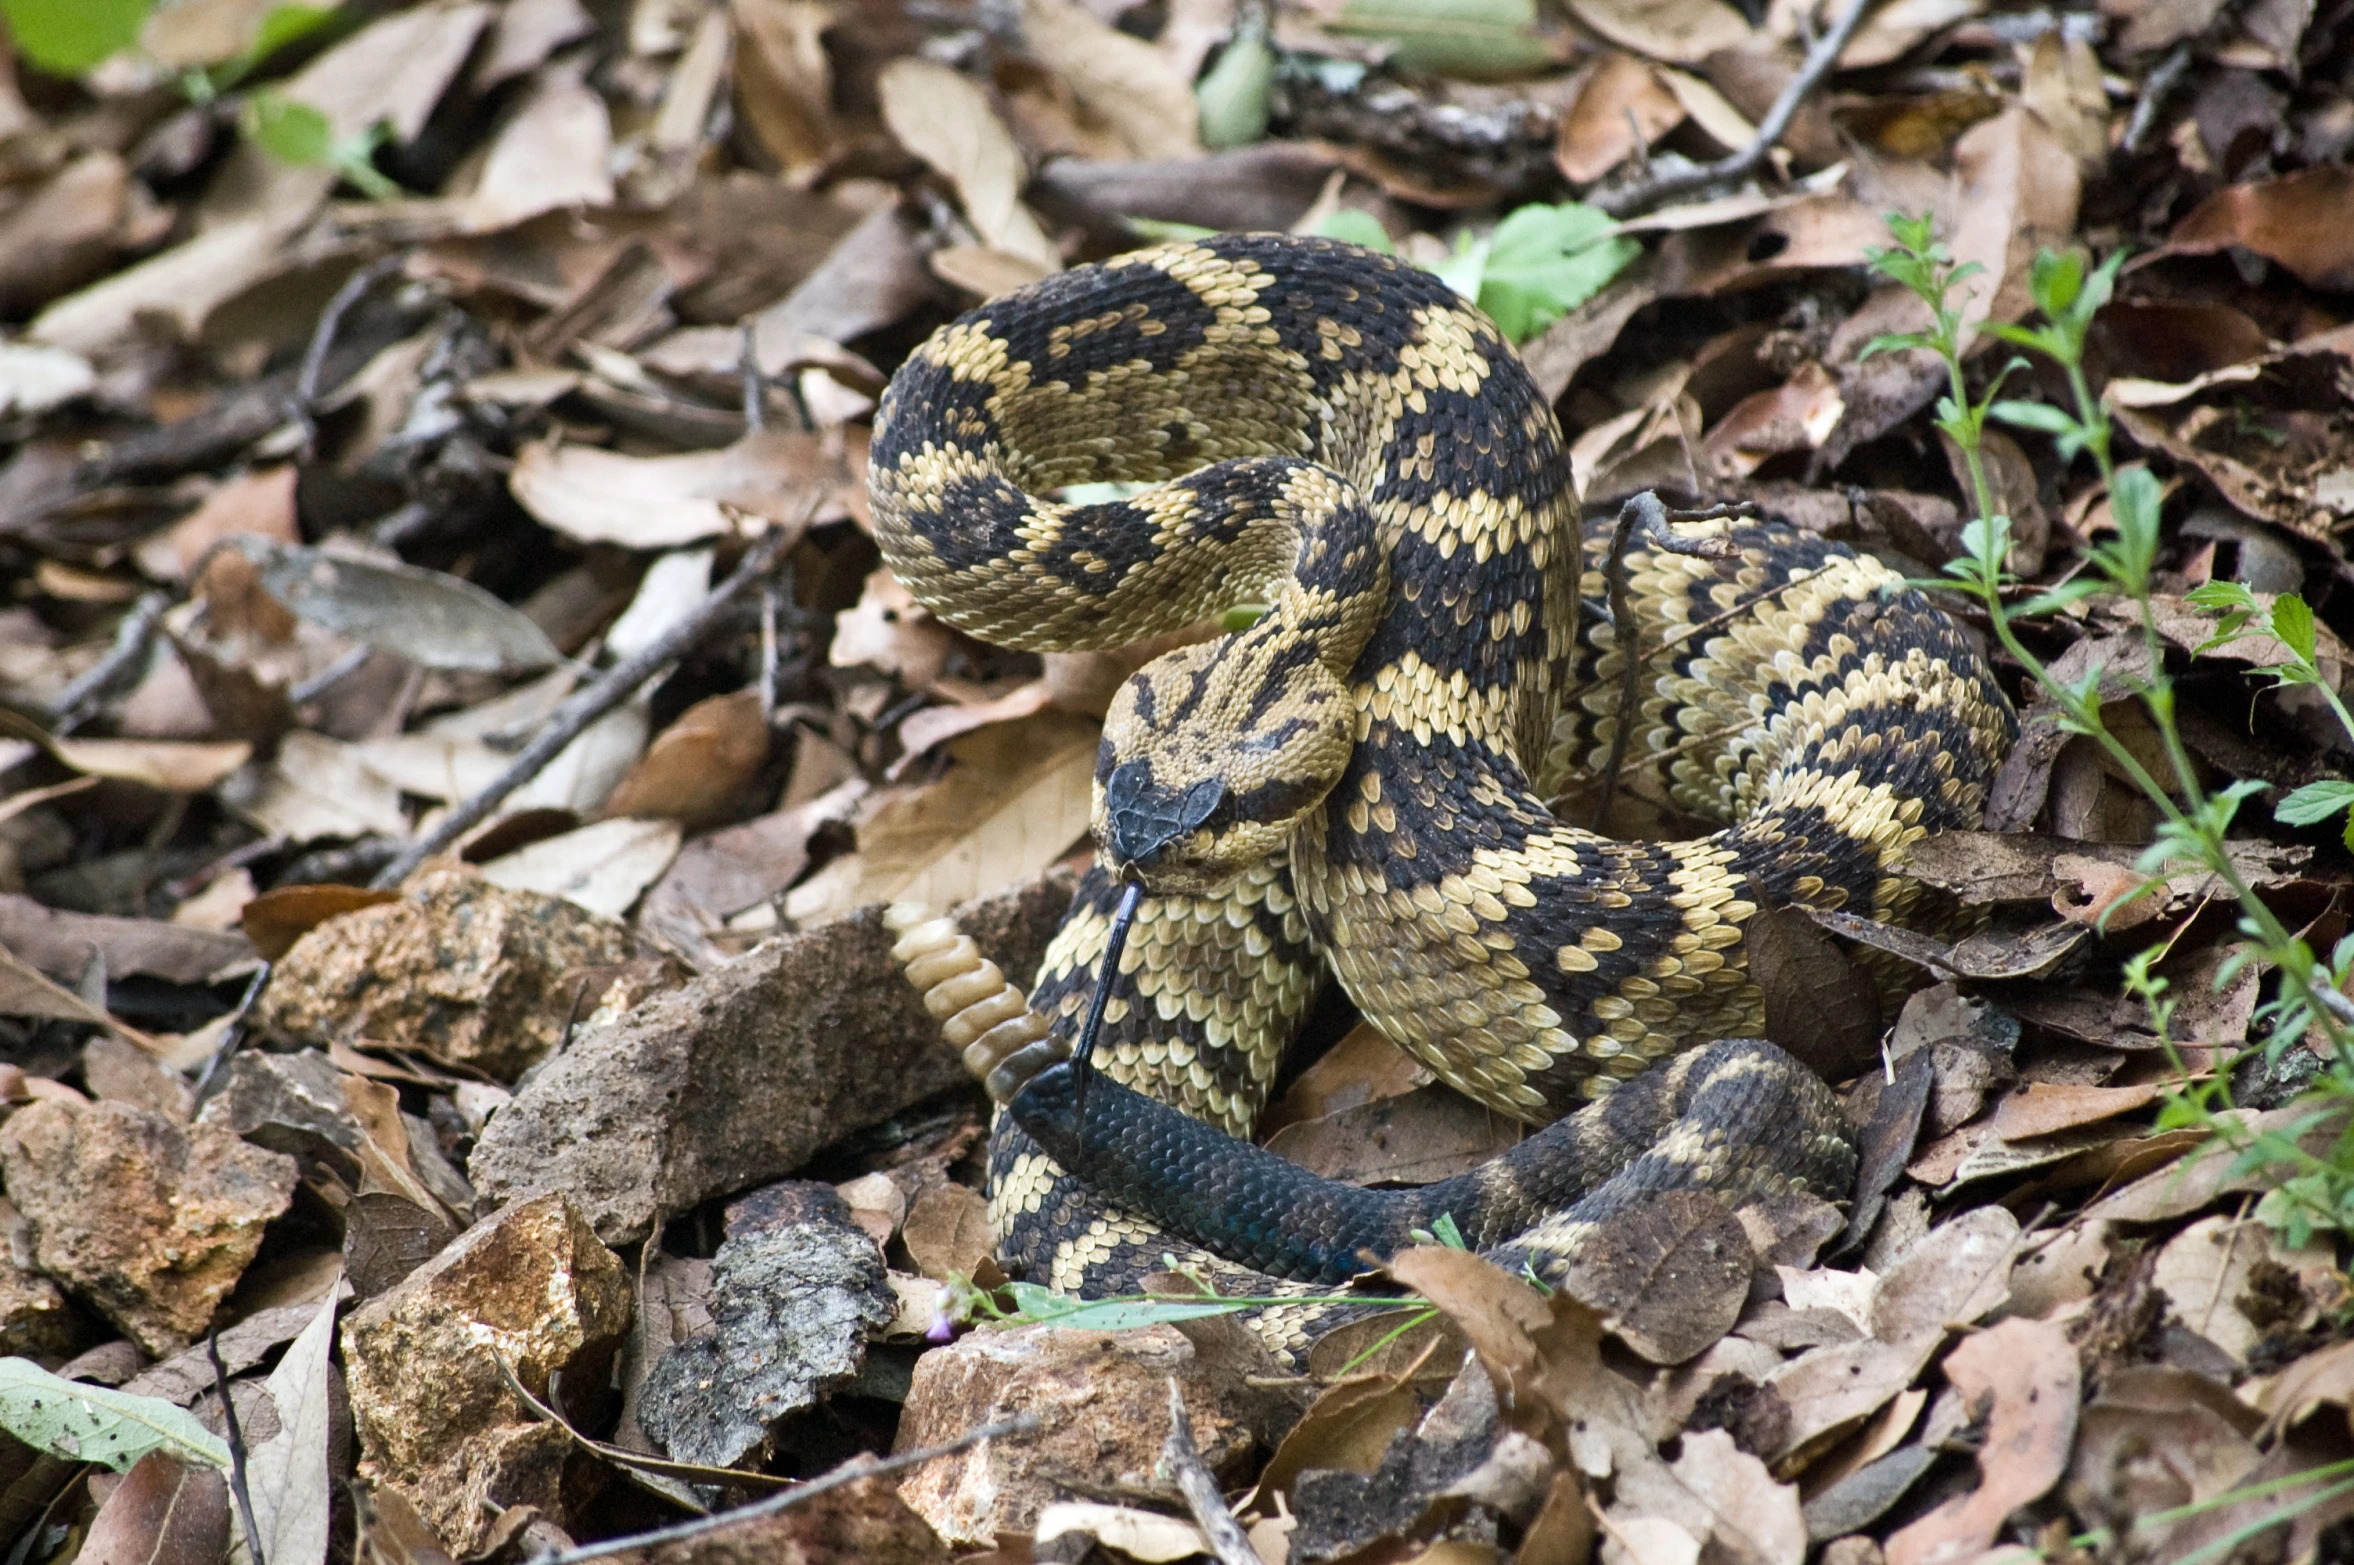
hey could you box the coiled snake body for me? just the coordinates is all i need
[869,234,2015,1355]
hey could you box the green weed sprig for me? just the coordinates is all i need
[1866,213,2354,1239]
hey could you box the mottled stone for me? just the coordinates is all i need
[469,870,1076,1245]
[342,1192,631,1553]
[0,1245,93,1359]
[0,1100,296,1356]
[639,1182,894,1469]
[254,868,637,1079]
[895,1323,1257,1546]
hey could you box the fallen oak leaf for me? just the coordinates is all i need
[1884,1318,2080,1565]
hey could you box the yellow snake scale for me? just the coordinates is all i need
[868,234,2016,1354]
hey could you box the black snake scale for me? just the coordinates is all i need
[868,234,2015,1352]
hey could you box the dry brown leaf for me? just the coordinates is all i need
[835,1173,905,1249]
[898,680,1058,758]
[1839,0,1982,66]
[462,65,614,230]
[1557,54,1685,184]
[787,715,1097,920]
[731,0,839,178]
[877,59,1059,272]
[220,731,407,840]
[478,817,684,918]
[829,570,954,690]
[2021,28,2110,172]
[929,244,1057,301]
[901,1184,993,1282]
[0,895,251,985]
[1702,363,1846,478]
[1264,1020,1430,1131]
[2163,166,2354,292]
[1021,0,1203,161]
[1254,1372,1427,1503]
[0,942,164,1052]
[1563,0,1752,65]
[2151,1214,2334,1364]
[1558,1191,1753,1366]
[240,886,403,963]
[46,734,253,794]
[600,690,771,825]
[1869,1207,2020,1340]
[1884,1319,2079,1565]
[1948,106,2083,332]
[82,1452,231,1565]
[509,431,841,548]
[137,466,301,584]
[1991,1080,2160,1140]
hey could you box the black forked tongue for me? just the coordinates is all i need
[1103,762,1225,871]
[1069,879,1144,1121]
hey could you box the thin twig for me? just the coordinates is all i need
[2123,43,2191,153]
[1591,494,1747,835]
[370,514,807,888]
[540,1415,1042,1565]
[1163,1380,1260,1565]
[1595,0,1878,217]
[191,962,274,1108]
[739,322,766,433]
[47,591,170,734]
[295,253,403,420]
[207,1330,266,1565]
[290,645,372,705]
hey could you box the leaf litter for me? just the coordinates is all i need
[0,0,2349,1559]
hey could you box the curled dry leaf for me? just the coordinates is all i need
[599,689,770,825]
[478,816,684,919]
[509,430,843,548]
[877,59,1059,273]
[1558,54,1686,184]
[1562,0,1751,66]
[2163,166,2354,292]
[240,885,403,963]
[1020,0,1203,161]
[1884,1318,2079,1565]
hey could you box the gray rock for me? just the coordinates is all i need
[468,870,1075,1244]
[637,1181,893,1470]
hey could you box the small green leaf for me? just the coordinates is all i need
[0,1359,230,1472]
[1194,23,1272,150]
[1472,202,1638,342]
[2029,246,2084,320]
[1315,208,1394,254]
[1001,1282,1247,1330]
[2272,593,2319,665]
[2012,580,2102,618]
[1429,1212,1468,1249]
[249,3,338,63]
[244,90,336,167]
[1433,231,1489,305]
[2282,782,2354,826]
[1858,331,1933,361]
[1989,399,2078,436]
[0,0,151,75]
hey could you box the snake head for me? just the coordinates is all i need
[1094,637,1356,895]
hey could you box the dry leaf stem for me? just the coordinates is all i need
[540,1414,1044,1565]
[1164,1379,1262,1565]
[1596,0,1877,217]
[371,513,808,888]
